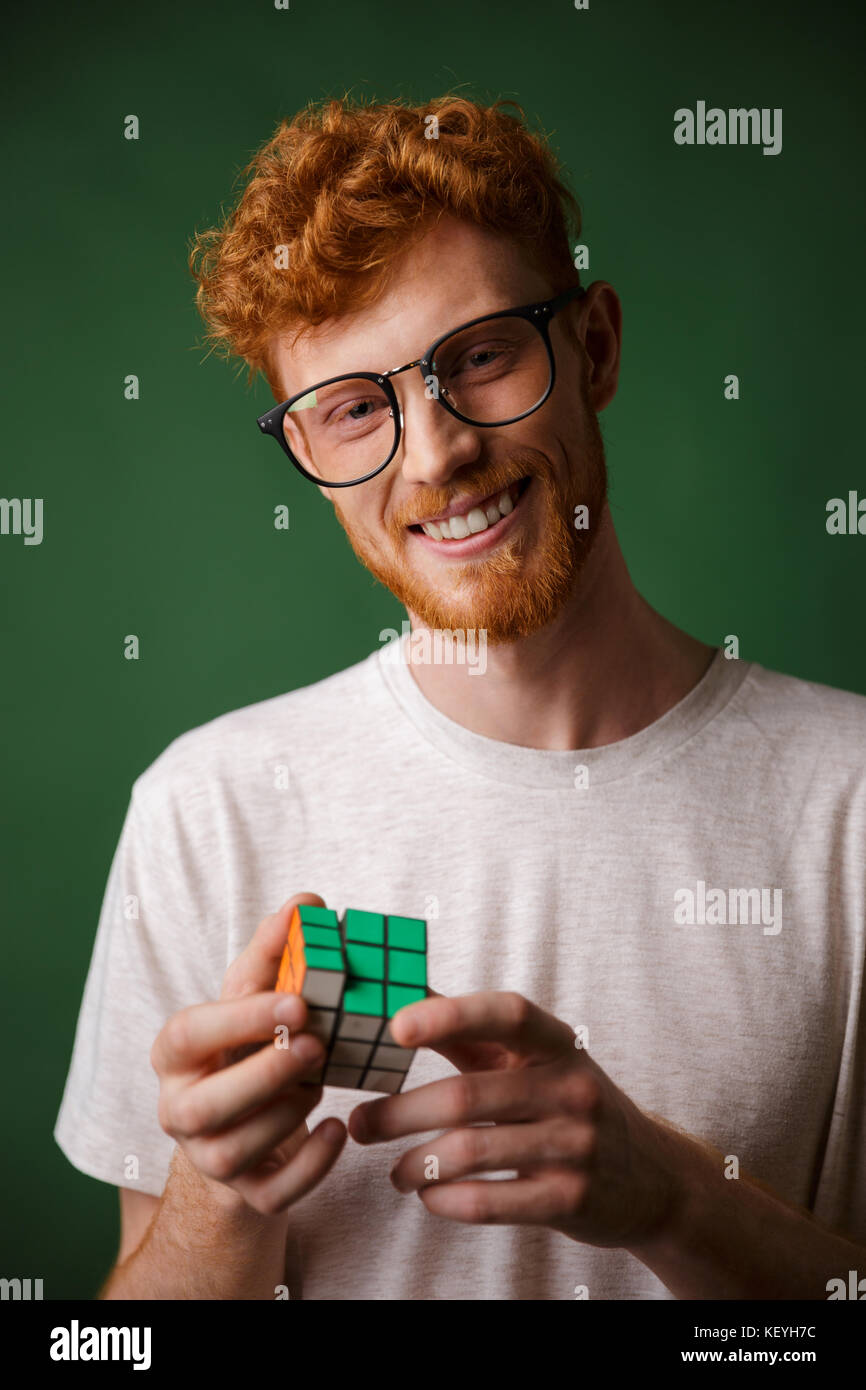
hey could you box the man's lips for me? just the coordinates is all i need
[407,477,531,556]
[408,477,530,539]
[411,479,524,529]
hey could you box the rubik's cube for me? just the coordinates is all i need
[276,903,428,1092]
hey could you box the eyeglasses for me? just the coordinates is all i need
[256,285,586,487]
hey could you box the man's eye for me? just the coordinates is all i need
[328,398,376,424]
[452,343,510,375]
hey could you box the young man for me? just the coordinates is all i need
[55,95,866,1300]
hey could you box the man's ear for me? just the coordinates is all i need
[317,484,334,504]
[578,281,622,414]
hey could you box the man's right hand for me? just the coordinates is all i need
[151,893,346,1215]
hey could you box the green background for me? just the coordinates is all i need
[1,0,863,1297]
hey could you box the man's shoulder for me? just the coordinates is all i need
[130,651,383,813]
[738,659,866,761]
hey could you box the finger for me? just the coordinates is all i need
[388,991,576,1063]
[221,892,327,1000]
[350,1062,598,1144]
[152,991,308,1075]
[233,1117,348,1215]
[184,1089,327,1183]
[390,1117,596,1192]
[417,1169,589,1227]
[161,1031,326,1137]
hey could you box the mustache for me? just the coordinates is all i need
[389,452,556,534]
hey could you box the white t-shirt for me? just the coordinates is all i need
[54,643,866,1299]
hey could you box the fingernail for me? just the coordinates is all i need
[318,1118,344,1143]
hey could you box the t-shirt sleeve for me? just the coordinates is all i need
[812,921,866,1245]
[53,766,226,1197]
[810,763,866,1247]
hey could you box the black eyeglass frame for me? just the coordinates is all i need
[256,283,587,488]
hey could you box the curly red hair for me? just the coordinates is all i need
[189,93,583,398]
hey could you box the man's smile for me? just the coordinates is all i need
[407,477,531,556]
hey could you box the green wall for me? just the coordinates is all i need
[1,0,863,1296]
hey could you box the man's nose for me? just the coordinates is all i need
[393,372,483,488]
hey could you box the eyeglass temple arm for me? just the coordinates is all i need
[547,284,587,316]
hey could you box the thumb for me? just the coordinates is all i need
[221,891,327,1001]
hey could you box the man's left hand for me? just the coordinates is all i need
[348,990,684,1249]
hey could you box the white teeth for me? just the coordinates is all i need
[418,485,519,542]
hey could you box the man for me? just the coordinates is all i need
[55,95,866,1300]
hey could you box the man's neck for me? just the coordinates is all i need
[404,509,717,751]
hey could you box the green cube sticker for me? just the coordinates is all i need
[298,904,339,928]
[343,980,384,1016]
[387,984,426,1017]
[344,909,385,944]
[387,949,426,986]
[388,916,426,951]
[304,946,345,972]
[302,925,343,949]
[345,943,385,979]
